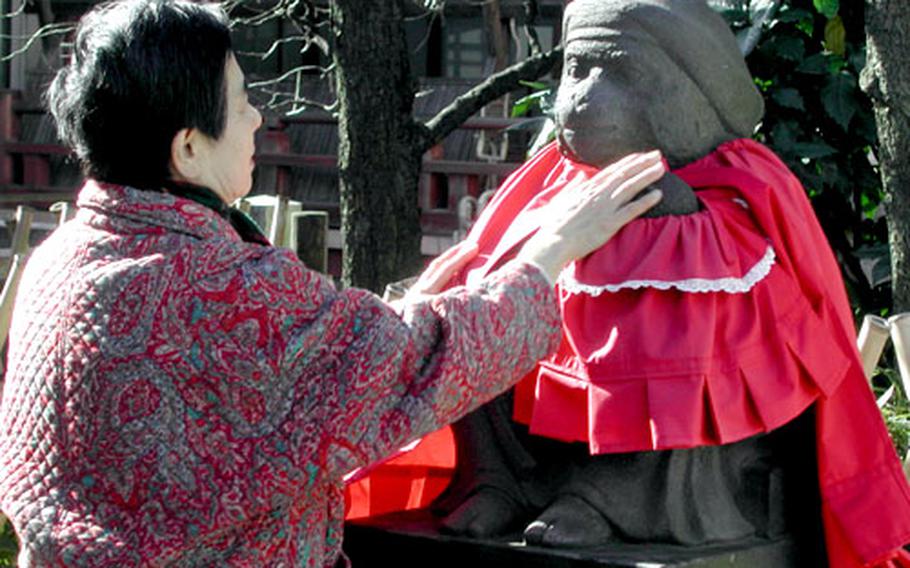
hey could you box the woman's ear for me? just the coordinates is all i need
[169,127,204,183]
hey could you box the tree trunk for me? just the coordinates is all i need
[862,0,910,312]
[331,0,423,292]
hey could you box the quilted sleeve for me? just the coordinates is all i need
[264,251,561,479]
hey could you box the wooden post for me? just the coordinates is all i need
[10,205,35,256]
[0,90,19,186]
[236,198,252,214]
[268,194,288,247]
[888,313,910,400]
[0,207,34,375]
[49,201,75,226]
[2,205,34,281]
[857,314,891,379]
[291,211,328,274]
[0,253,25,358]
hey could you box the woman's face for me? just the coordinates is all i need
[196,54,263,203]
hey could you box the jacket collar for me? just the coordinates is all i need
[76,179,243,242]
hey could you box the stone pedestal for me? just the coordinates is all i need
[343,510,800,568]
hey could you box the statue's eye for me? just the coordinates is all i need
[566,55,591,80]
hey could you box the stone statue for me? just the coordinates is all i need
[430,0,829,560]
[357,1,910,561]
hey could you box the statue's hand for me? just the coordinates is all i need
[637,172,699,218]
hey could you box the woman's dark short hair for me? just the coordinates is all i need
[48,0,232,189]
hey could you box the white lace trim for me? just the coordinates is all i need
[558,245,776,296]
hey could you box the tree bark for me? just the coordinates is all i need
[330,1,559,292]
[331,0,423,292]
[862,0,910,312]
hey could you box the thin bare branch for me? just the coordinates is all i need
[0,1,26,19]
[225,1,289,27]
[419,46,561,152]
[248,62,335,88]
[258,88,338,115]
[0,22,74,62]
[236,35,310,61]
[409,0,446,12]
[285,98,338,116]
[409,9,439,55]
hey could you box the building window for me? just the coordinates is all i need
[444,18,485,80]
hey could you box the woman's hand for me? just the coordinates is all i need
[517,150,665,282]
[409,241,479,297]
[385,241,480,307]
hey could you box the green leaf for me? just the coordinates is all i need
[855,108,878,144]
[827,54,848,73]
[519,80,549,91]
[511,97,531,118]
[0,520,17,567]
[821,72,858,130]
[818,158,849,190]
[754,77,774,92]
[770,121,800,154]
[511,90,551,118]
[796,19,815,37]
[849,47,867,74]
[762,35,806,62]
[792,141,837,159]
[772,88,805,110]
[776,7,815,36]
[796,53,828,75]
[776,8,813,22]
[860,192,881,219]
[813,0,839,19]
[824,16,846,56]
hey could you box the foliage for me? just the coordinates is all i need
[732,0,908,457]
[875,369,910,460]
[0,518,16,566]
[730,0,890,316]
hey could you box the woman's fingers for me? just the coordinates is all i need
[607,161,667,205]
[514,151,666,283]
[412,241,479,296]
[614,189,663,226]
[586,150,661,191]
[575,151,663,209]
[427,241,479,290]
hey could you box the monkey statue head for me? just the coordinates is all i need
[554,0,764,170]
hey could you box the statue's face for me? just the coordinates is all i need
[552,0,763,168]
[553,34,658,167]
[553,2,662,168]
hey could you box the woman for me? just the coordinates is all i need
[0,1,663,566]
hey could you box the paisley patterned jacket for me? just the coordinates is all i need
[0,180,560,567]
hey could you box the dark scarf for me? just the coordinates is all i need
[162,181,271,246]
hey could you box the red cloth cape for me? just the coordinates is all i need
[345,140,910,567]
